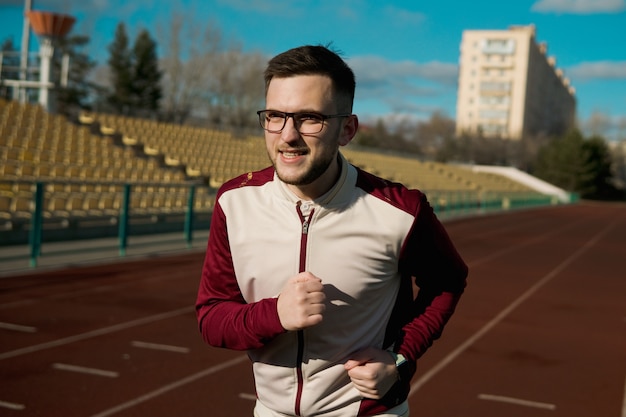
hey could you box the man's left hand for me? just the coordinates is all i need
[344,347,398,399]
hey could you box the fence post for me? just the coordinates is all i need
[29,182,44,267]
[118,184,131,256]
[184,184,196,248]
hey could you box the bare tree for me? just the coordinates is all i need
[158,13,224,124]
[207,49,265,129]
[158,14,265,128]
[585,111,612,138]
[408,112,456,158]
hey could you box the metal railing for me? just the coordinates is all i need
[0,179,574,268]
[1,179,211,267]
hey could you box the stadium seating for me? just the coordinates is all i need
[0,98,544,240]
[0,100,202,234]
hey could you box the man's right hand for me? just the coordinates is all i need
[277,272,326,331]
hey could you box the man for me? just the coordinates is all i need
[196,45,468,417]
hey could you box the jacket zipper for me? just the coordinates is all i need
[295,202,314,417]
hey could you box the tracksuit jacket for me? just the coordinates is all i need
[196,153,468,416]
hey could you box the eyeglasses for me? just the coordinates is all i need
[257,110,352,135]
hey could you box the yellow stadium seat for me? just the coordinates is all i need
[11,195,32,220]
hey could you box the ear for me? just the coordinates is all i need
[339,115,359,147]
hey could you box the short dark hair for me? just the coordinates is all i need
[264,44,356,112]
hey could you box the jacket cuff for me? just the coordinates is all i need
[381,359,416,408]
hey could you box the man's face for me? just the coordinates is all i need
[264,74,356,200]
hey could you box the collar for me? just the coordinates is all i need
[274,152,355,208]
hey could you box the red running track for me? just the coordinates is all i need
[0,202,625,417]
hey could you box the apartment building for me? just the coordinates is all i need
[456,25,576,140]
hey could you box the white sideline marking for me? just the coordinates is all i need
[52,363,119,378]
[0,322,37,333]
[238,393,257,401]
[131,340,190,353]
[90,355,248,417]
[478,394,556,410]
[409,219,617,396]
[0,306,191,360]
[0,400,25,411]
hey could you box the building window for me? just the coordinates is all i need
[479,109,509,120]
[481,39,516,55]
[479,95,510,106]
[480,81,511,92]
[479,123,507,135]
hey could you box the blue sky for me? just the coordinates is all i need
[1,0,625,139]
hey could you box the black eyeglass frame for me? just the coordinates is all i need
[256,110,352,134]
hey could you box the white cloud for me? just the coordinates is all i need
[217,0,296,15]
[567,61,626,80]
[382,6,426,26]
[348,55,458,87]
[531,0,626,14]
[348,55,458,119]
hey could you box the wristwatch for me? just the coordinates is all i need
[388,351,408,381]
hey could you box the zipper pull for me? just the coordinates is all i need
[296,201,314,235]
[302,217,310,234]
[302,208,314,234]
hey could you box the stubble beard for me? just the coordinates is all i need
[271,148,337,186]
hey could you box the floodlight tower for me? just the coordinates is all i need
[25,10,75,111]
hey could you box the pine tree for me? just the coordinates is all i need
[131,29,162,116]
[535,129,587,192]
[107,23,133,114]
[534,129,623,199]
[0,39,20,99]
[53,34,96,115]
[581,136,621,199]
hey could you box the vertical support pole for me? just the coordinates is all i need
[60,53,70,87]
[29,182,44,267]
[184,184,196,248]
[19,0,32,102]
[118,184,131,257]
[38,38,54,111]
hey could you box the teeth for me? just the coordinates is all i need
[282,152,301,158]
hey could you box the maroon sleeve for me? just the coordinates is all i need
[354,169,468,365]
[357,183,468,414]
[397,193,468,363]
[195,197,286,350]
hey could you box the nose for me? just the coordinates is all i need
[280,115,301,142]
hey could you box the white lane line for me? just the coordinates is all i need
[90,355,248,417]
[409,219,618,396]
[0,322,37,333]
[466,216,583,269]
[0,272,190,311]
[131,341,190,353]
[478,393,555,410]
[0,306,192,361]
[238,393,257,401]
[52,363,119,378]
[0,400,25,411]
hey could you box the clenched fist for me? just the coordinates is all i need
[277,272,326,331]
[344,347,398,399]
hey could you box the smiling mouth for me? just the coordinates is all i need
[280,149,308,159]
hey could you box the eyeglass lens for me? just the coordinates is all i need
[259,111,325,134]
